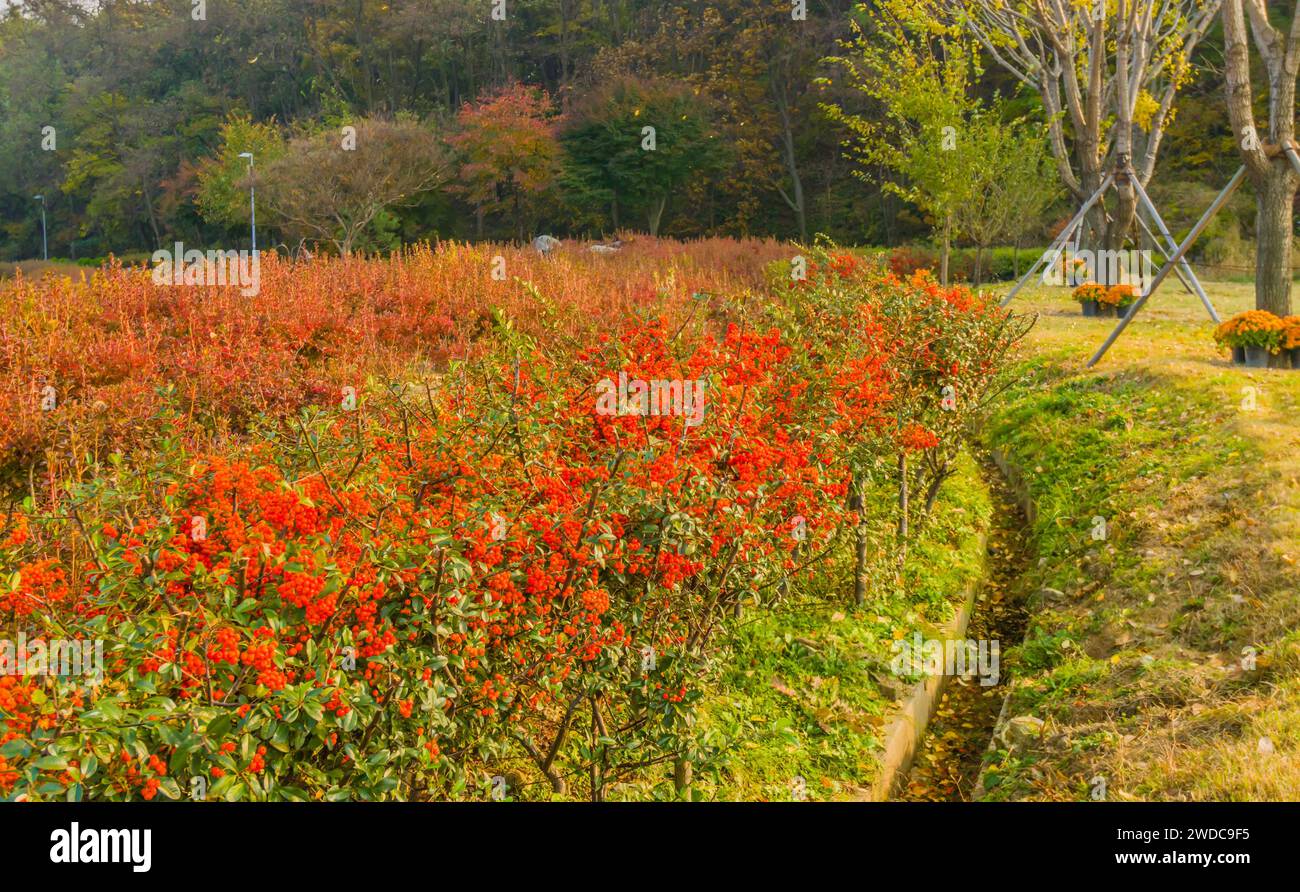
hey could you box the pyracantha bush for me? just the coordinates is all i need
[0,244,1028,801]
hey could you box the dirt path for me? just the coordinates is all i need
[896,460,1032,801]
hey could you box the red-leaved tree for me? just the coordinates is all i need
[447,83,562,242]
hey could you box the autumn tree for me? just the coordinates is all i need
[825,0,989,283]
[587,0,858,240]
[195,113,286,236]
[560,77,722,236]
[707,1,848,241]
[1222,0,1300,316]
[949,0,1219,258]
[952,116,1059,284]
[0,14,73,259]
[58,83,225,252]
[447,82,561,242]
[259,116,448,255]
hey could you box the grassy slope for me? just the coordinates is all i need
[694,451,992,801]
[981,279,1300,801]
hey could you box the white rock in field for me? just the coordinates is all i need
[590,244,619,255]
[1258,737,1275,755]
[532,235,561,254]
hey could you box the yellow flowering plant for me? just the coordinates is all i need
[1105,283,1139,308]
[1281,316,1300,351]
[1213,310,1286,352]
[1072,282,1108,304]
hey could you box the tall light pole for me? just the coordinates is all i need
[238,152,257,256]
[33,195,47,261]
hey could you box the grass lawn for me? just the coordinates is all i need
[980,275,1300,800]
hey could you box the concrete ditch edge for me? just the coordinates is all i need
[866,528,989,802]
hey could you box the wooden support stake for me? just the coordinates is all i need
[1129,174,1220,323]
[1283,140,1300,177]
[1134,211,1195,296]
[1087,166,1247,368]
[1001,174,1113,307]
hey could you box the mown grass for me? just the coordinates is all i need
[693,451,992,801]
[979,279,1300,801]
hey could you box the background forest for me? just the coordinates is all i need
[0,0,1278,271]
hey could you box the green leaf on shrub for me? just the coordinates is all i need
[206,713,235,741]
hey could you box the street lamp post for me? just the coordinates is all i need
[238,152,257,256]
[33,195,47,261]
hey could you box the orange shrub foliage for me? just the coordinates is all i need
[0,238,789,483]
[0,241,1028,802]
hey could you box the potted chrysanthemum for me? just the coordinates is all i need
[1072,281,1110,317]
[1282,316,1300,370]
[1106,283,1139,318]
[1213,310,1287,368]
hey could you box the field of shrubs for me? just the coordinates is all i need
[0,239,1029,800]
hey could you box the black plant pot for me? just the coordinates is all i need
[1081,300,1099,317]
[1232,346,1246,364]
[1243,345,1270,368]
[1290,347,1300,369]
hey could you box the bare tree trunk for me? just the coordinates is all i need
[1222,0,1300,315]
[962,2,1216,262]
[850,479,869,606]
[558,0,573,110]
[648,195,666,236]
[589,698,605,802]
[771,57,808,242]
[1105,1,1139,259]
[673,756,691,799]
[854,520,869,606]
[922,465,949,515]
[1080,169,1107,257]
[1104,178,1139,260]
[940,218,951,286]
[141,181,162,251]
[1256,170,1296,316]
[896,452,909,568]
